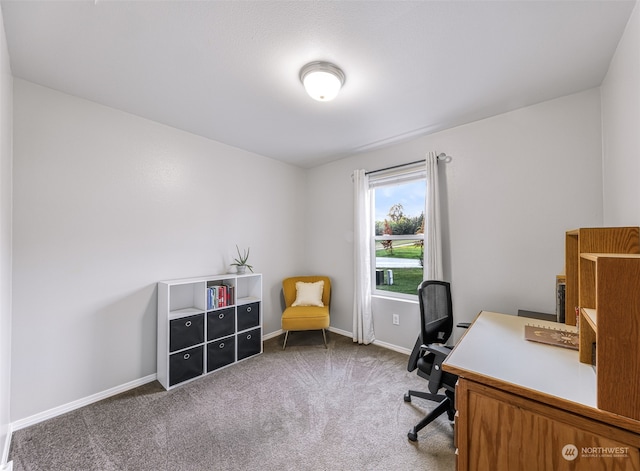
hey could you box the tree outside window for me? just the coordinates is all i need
[372,178,425,298]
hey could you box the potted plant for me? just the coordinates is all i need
[231,245,253,274]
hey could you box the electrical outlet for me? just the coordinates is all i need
[392,314,400,325]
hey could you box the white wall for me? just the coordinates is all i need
[0,5,12,466]
[11,80,307,422]
[307,89,604,351]
[602,2,640,225]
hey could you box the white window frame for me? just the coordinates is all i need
[369,166,426,301]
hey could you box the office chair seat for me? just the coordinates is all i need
[416,350,458,391]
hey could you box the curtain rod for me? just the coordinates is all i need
[365,153,448,176]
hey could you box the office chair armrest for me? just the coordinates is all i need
[423,344,452,394]
[424,344,452,359]
[457,322,471,329]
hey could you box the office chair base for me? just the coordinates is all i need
[406,389,455,442]
[407,397,452,442]
[404,390,445,404]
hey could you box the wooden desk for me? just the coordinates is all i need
[443,311,640,471]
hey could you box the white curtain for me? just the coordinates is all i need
[424,152,443,280]
[352,169,375,345]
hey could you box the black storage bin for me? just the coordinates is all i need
[237,327,261,361]
[237,302,260,331]
[170,314,204,352]
[169,345,203,386]
[207,307,235,341]
[207,335,236,372]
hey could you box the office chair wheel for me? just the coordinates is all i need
[407,429,418,442]
[447,409,455,421]
[404,393,411,403]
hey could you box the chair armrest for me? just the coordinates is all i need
[425,344,452,359]
[457,322,471,329]
[423,344,453,394]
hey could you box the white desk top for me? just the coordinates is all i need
[443,311,596,408]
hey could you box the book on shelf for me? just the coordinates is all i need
[556,275,566,323]
[557,282,566,323]
[524,323,578,350]
[228,285,235,305]
[207,284,235,310]
[207,287,214,310]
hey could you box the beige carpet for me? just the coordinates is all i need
[9,332,456,471]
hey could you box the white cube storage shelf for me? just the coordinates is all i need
[157,273,262,389]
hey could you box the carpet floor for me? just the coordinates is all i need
[9,332,456,471]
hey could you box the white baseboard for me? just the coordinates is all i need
[327,326,352,338]
[372,338,411,356]
[262,329,283,341]
[1,422,13,470]
[327,326,411,355]
[11,373,157,432]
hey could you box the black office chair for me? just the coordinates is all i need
[404,280,465,442]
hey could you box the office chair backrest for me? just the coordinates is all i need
[418,280,453,345]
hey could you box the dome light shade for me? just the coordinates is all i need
[300,61,345,102]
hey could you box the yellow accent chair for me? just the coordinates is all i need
[281,276,331,349]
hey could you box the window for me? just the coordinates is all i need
[370,167,426,299]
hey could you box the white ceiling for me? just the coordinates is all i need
[1,0,636,168]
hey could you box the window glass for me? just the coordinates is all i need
[372,177,425,298]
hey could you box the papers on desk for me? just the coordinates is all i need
[524,324,579,350]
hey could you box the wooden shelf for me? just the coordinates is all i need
[577,252,640,420]
[581,307,597,328]
[579,308,596,365]
[581,252,640,261]
[564,227,639,325]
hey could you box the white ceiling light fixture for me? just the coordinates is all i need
[300,61,346,102]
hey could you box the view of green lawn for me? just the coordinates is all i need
[375,239,423,294]
[375,268,423,294]
[376,245,422,260]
